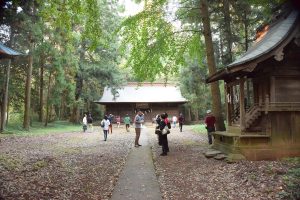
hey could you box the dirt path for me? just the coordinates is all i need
[0,124,295,200]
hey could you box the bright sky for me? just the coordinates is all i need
[119,0,143,16]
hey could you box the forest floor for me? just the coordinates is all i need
[0,124,299,200]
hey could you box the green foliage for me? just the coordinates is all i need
[119,0,201,81]
[1,0,126,127]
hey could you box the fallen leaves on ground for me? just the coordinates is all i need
[148,126,296,200]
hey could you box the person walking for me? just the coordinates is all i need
[82,114,87,132]
[178,113,184,132]
[158,113,170,156]
[101,115,111,141]
[116,116,121,128]
[87,113,93,132]
[108,114,114,134]
[204,110,216,145]
[123,114,131,132]
[172,115,177,128]
[134,110,144,147]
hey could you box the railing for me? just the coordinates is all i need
[245,104,261,129]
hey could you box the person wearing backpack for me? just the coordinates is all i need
[87,114,93,132]
[101,115,110,141]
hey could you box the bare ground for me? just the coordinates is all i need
[0,127,134,200]
[148,125,296,200]
[0,124,297,200]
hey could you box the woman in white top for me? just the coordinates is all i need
[82,114,87,132]
[101,115,111,141]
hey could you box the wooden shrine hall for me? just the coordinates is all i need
[95,82,187,122]
[206,6,300,160]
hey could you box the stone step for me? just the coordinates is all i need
[204,150,222,158]
[214,154,227,160]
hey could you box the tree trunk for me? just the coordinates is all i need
[6,97,9,126]
[0,59,11,132]
[194,109,199,121]
[44,72,52,127]
[200,0,226,131]
[70,42,85,123]
[60,94,65,120]
[223,0,233,64]
[243,9,249,51]
[39,54,44,122]
[23,47,33,130]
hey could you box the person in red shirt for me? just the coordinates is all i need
[204,110,216,144]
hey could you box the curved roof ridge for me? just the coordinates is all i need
[228,10,299,68]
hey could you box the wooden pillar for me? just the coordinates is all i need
[225,83,232,126]
[239,78,245,130]
[258,83,262,106]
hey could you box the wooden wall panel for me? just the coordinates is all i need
[275,78,300,102]
[270,112,293,145]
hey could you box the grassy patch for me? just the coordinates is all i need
[190,124,207,135]
[0,155,22,170]
[32,160,48,171]
[279,157,300,199]
[1,121,81,136]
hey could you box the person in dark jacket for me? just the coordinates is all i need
[204,110,216,144]
[178,113,184,132]
[159,113,171,156]
[87,114,93,132]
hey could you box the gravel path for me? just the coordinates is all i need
[0,124,296,200]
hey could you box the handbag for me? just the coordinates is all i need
[155,128,161,134]
[162,126,170,135]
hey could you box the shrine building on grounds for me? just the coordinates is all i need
[206,4,300,160]
[95,82,187,122]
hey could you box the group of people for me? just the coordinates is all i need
[82,109,216,152]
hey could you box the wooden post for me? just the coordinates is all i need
[239,78,245,130]
[225,83,232,126]
[230,85,234,124]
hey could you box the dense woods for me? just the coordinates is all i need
[0,0,283,132]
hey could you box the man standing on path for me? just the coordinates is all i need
[123,114,131,132]
[204,110,216,145]
[178,113,184,132]
[134,110,144,147]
